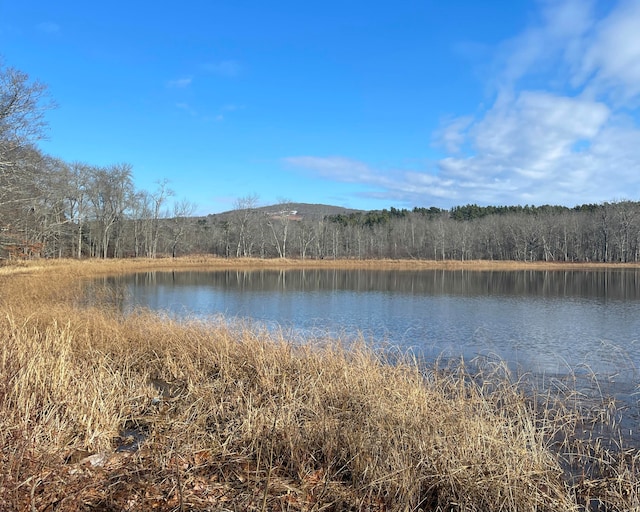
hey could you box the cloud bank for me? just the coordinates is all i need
[286,0,640,208]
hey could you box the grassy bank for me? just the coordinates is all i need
[1,258,638,511]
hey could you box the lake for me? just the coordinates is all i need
[101,268,640,385]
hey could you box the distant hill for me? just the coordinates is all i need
[207,203,363,222]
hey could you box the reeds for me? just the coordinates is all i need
[0,258,638,511]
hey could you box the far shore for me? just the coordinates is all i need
[2,255,640,278]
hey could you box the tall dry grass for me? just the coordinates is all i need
[0,258,638,511]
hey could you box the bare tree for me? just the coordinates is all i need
[32,156,73,257]
[129,190,151,257]
[147,179,174,258]
[295,220,316,259]
[168,199,196,257]
[0,61,55,257]
[88,164,134,258]
[267,198,293,258]
[0,61,53,205]
[232,193,260,257]
[62,162,93,258]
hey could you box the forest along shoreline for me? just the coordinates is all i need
[1,257,639,511]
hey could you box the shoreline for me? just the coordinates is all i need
[2,255,640,278]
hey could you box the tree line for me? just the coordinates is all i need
[2,59,640,262]
[205,198,640,262]
[0,59,195,259]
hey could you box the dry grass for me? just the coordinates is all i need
[2,255,638,277]
[0,258,638,511]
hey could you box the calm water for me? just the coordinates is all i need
[102,268,640,383]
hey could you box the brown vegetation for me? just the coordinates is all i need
[0,258,638,511]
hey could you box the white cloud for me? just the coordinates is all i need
[167,77,192,88]
[472,91,609,168]
[283,156,378,183]
[286,0,640,208]
[434,116,474,154]
[284,156,459,205]
[577,0,640,104]
[204,60,242,77]
[493,0,594,90]
[221,104,245,112]
[285,84,628,208]
[37,21,60,34]
[176,102,197,116]
[431,82,640,206]
[433,0,640,206]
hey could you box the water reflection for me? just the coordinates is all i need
[98,268,640,381]
[105,268,640,300]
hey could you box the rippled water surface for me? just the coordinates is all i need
[102,268,640,382]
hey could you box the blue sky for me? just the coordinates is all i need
[1,1,640,215]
